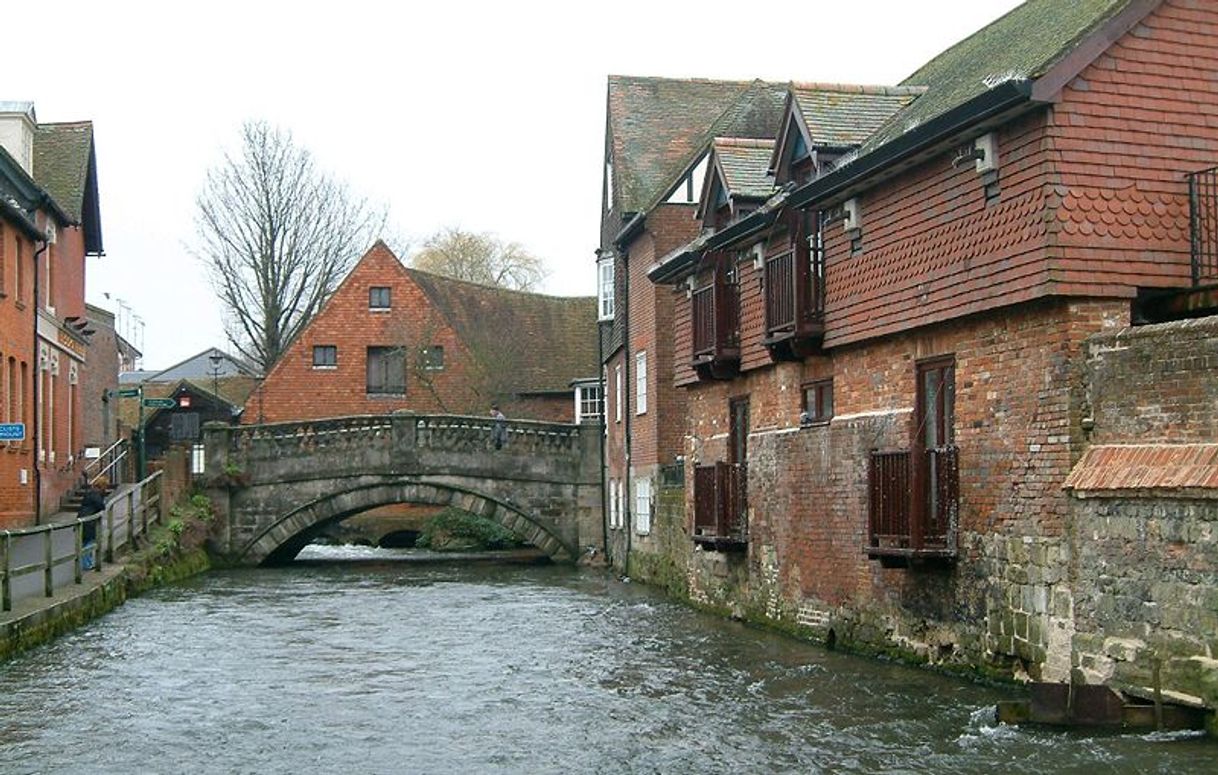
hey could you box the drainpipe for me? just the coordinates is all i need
[31,234,48,524]
[622,248,633,569]
[596,318,610,565]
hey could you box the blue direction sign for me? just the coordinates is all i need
[0,422,26,441]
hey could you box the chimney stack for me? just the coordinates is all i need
[0,101,37,175]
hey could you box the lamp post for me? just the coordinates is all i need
[208,352,223,405]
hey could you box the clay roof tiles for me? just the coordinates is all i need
[789,83,924,149]
[405,268,598,394]
[858,0,1135,156]
[32,122,93,223]
[713,138,776,201]
[607,76,788,214]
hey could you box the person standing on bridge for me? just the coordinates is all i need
[491,404,507,450]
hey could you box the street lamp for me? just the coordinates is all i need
[208,352,223,408]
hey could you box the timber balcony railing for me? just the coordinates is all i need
[1188,165,1218,286]
[691,277,741,380]
[867,446,958,561]
[763,246,825,361]
[692,462,747,551]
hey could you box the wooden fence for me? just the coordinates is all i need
[1,471,164,612]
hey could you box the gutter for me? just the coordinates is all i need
[787,79,1035,210]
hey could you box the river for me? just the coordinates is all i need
[2,546,1215,774]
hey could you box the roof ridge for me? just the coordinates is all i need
[791,82,927,95]
[608,74,757,88]
[403,266,593,302]
[714,137,776,149]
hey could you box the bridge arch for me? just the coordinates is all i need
[239,478,579,566]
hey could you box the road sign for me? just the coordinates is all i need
[0,422,25,441]
[143,398,177,409]
[117,388,141,398]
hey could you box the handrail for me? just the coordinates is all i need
[1,470,164,612]
[80,437,130,489]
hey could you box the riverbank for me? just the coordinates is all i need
[0,495,213,662]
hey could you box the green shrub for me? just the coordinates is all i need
[416,507,524,551]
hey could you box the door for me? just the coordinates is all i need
[914,358,956,548]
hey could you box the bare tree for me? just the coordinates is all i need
[195,121,383,372]
[411,227,546,290]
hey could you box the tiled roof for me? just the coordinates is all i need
[406,269,598,394]
[858,0,1133,155]
[1063,444,1218,493]
[32,122,93,222]
[117,376,260,429]
[713,138,776,200]
[608,76,787,214]
[790,84,923,149]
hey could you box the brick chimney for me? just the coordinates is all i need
[0,101,37,175]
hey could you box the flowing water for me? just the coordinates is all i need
[1,545,1215,774]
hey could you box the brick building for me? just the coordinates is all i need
[598,76,788,564]
[250,241,597,424]
[0,103,103,526]
[616,0,1218,706]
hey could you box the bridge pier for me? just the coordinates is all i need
[202,413,604,566]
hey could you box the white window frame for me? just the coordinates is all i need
[614,365,622,423]
[609,479,620,529]
[634,475,652,535]
[635,351,647,415]
[574,382,603,425]
[598,256,615,321]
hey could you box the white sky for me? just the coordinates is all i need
[12,0,1021,369]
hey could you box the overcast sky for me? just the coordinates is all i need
[13,0,1021,369]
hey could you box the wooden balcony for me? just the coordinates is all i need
[691,262,741,380]
[867,446,958,564]
[763,217,824,361]
[693,462,747,551]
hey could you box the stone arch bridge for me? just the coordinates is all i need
[202,413,603,566]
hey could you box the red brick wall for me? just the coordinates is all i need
[0,219,36,527]
[250,244,578,424]
[681,298,1127,645]
[1048,0,1214,292]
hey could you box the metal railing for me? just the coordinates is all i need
[80,438,130,489]
[1,471,163,612]
[1188,165,1218,285]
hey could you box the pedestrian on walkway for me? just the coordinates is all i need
[490,404,507,450]
[77,482,106,570]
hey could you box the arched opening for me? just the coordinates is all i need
[243,479,576,566]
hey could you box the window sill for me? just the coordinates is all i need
[368,307,391,313]
[799,419,832,429]
[366,392,406,398]
[312,365,337,370]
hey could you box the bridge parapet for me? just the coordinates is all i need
[231,415,394,460]
[417,414,580,455]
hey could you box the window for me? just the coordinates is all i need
[15,239,24,302]
[598,256,615,321]
[801,379,834,425]
[0,223,6,296]
[170,412,201,441]
[420,345,444,370]
[191,443,206,475]
[634,475,652,535]
[635,351,647,415]
[614,364,622,423]
[369,286,391,310]
[609,479,620,529]
[312,345,337,368]
[574,382,603,424]
[366,346,406,395]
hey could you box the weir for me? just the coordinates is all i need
[202,413,603,565]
